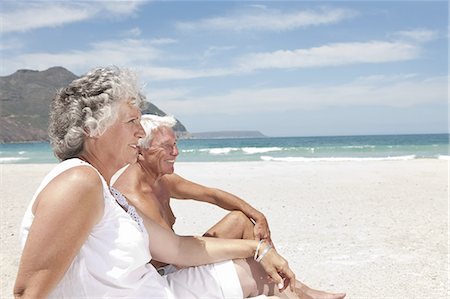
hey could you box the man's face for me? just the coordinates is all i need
[147,127,179,175]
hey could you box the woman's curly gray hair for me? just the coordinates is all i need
[49,66,145,161]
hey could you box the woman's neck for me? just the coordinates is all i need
[78,153,116,184]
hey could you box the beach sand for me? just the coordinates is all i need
[1,160,448,298]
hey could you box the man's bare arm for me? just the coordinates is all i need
[165,174,271,241]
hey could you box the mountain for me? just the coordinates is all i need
[0,67,188,143]
[140,102,188,138]
[190,130,267,139]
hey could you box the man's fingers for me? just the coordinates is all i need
[269,271,284,290]
[283,268,296,292]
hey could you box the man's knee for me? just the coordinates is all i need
[227,211,253,227]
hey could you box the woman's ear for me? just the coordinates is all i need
[83,127,98,139]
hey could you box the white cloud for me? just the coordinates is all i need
[176,7,357,31]
[237,41,420,71]
[392,29,439,43]
[145,87,194,103]
[1,36,426,80]
[100,1,145,15]
[1,1,147,33]
[121,27,142,37]
[1,39,161,76]
[140,67,233,81]
[3,38,424,79]
[203,46,235,58]
[0,33,231,79]
[149,38,178,45]
[1,3,93,33]
[153,75,447,116]
[0,37,24,51]
[143,40,425,80]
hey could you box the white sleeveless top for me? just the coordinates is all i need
[20,158,173,298]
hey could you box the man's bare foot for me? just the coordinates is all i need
[296,283,346,299]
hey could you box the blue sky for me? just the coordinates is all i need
[1,1,448,137]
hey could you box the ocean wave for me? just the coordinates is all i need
[341,145,376,149]
[260,155,417,162]
[199,147,240,155]
[18,151,27,155]
[181,149,196,153]
[438,155,450,160]
[0,157,30,163]
[242,147,282,154]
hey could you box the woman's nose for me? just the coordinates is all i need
[136,123,145,138]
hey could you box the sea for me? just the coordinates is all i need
[1,133,448,164]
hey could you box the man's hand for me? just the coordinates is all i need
[253,215,271,244]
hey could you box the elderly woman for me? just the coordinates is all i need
[13,66,342,299]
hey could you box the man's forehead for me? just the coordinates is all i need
[153,127,176,142]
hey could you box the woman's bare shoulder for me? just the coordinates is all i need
[32,165,104,215]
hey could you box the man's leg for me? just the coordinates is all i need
[203,211,255,239]
[233,258,346,299]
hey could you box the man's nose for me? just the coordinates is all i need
[173,145,179,156]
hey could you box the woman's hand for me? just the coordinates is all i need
[257,243,296,292]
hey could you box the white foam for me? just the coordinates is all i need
[260,155,417,162]
[242,147,282,154]
[0,157,30,163]
[181,149,196,153]
[200,147,239,155]
[341,145,376,149]
[18,151,26,155]
[438,155,450,160]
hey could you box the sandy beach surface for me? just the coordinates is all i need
[1,160,448,298]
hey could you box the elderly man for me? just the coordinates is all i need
[113,115,272,268]
[112,114,346,299]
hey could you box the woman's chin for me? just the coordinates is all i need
[120,154,138,168]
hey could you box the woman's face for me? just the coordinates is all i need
[99,101,145,168]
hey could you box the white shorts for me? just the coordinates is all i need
[164,260,243,299]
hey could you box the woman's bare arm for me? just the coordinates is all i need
[14,167,104,298]
[144,216,295,291]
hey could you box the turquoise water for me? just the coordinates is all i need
[1,134,448,164]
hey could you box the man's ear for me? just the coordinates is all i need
[137,147,145,161]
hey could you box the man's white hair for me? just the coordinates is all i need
[139,114,177,149]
